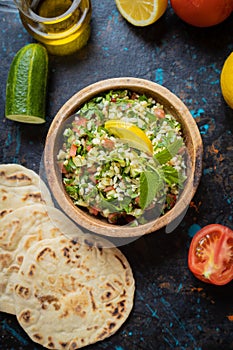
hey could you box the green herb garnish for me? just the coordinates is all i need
[139,171,164,210]
[154,138,183,164]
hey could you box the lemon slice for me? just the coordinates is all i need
[115,0,168,26]
[220,52,233,109]
[105,120,153,155]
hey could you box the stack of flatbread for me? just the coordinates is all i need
[0,163,54,218]
[0,164,135,349]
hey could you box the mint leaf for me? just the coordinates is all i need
[154,138,183,164]
[159,165,186,187]
[139,171,164,210]
[99,195,131,213]
[161,165,179,185]
[65,185,79,200]
[99,199,119,213]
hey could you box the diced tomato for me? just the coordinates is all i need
[73,117,87,126]
[167,193,177,209]
[58,162,68,174]
[73,127,80,134]
[86,145,92,151]
[102,138,115,149]
[154,108,165,118]
[88,207,99,216]
[108,213,119,224]
[69,144,77,157]
[103,186,115,192]
[62,165,68,174]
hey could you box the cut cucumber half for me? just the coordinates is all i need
[5,43,48,124]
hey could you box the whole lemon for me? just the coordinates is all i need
[220,52,233,109]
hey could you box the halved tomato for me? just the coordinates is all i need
[188,224,233,286]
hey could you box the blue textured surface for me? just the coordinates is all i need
[0,1,233,350]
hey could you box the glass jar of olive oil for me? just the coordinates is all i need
[14,0,91,55]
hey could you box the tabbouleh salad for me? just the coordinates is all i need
[57,89,187,225]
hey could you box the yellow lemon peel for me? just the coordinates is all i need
[220,52,233,109]
[115,0,168,27]
[105,120,153,155]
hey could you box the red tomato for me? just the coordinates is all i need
[69,143,77,157]
[170,0,233,27]
[188,224,233,285]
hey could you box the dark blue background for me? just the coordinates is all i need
[0,1,233,349]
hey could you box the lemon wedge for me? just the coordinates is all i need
[115,0,168,27]
[105,120,153,155]
[220,52,233,109]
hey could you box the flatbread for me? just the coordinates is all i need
[0,164,54,217]
[0,203,83,315]
[13,234,135,349]
[0,163,43,187]
[0,164,135,348]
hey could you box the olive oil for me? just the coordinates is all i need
[16,0,91,55]
[36,0,73,18]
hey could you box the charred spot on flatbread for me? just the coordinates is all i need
[37,295,61,311]
[15,284,30,299]
[6,173,32,183]
[19,309,32,324]
[0,164,54,215]
[0,209,13,218]
[22,192,43,202]
[0,252,12,268]
[0,203,83,315]
[36,247,56,261]
[33,333,43,341]
[13,235,135,349]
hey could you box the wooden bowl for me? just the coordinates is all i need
[44,78,203,237]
